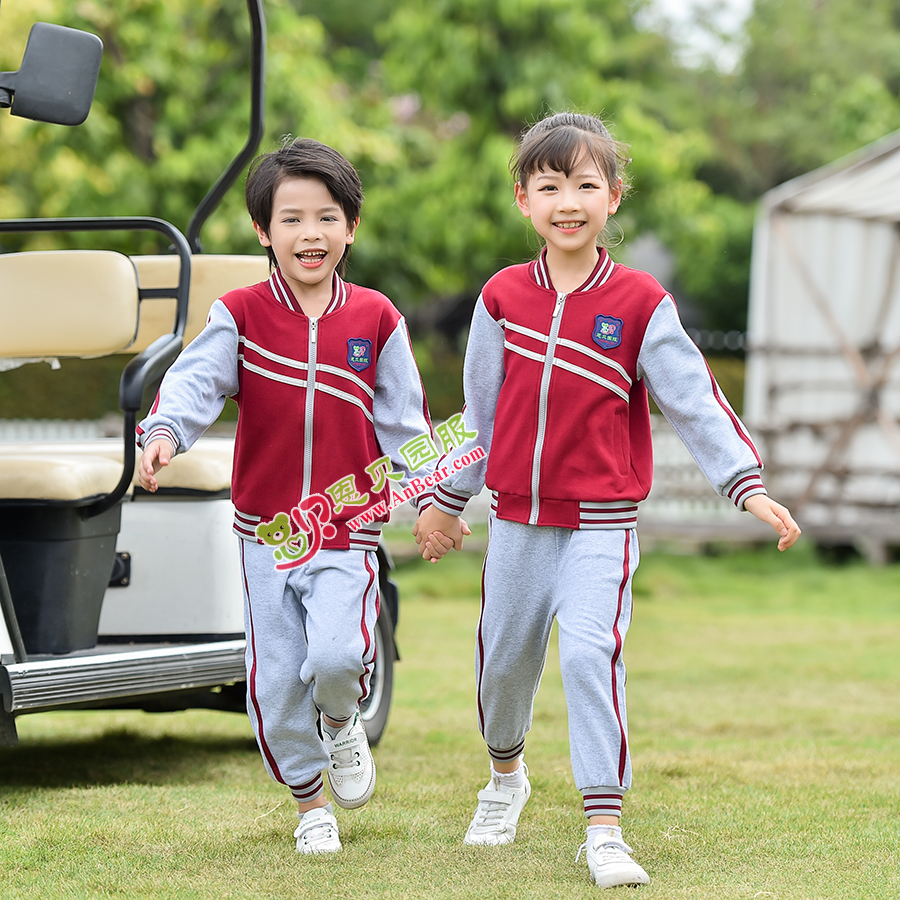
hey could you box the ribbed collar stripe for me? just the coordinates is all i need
[268,268,349,314]
[530,248,614,293]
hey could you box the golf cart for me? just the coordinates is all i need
[0,0,399,748]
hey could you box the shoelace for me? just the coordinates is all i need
[328,730,363,772]
[469,789,515,833]
[295,816,338,850]
[575,837,635,863]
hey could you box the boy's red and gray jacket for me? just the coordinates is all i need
[427,249,766,529]
[137,269,433,550]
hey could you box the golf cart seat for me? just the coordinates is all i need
[0,218,191,655]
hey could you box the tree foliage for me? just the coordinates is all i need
[3,0,900,337]
[684,0,900,199]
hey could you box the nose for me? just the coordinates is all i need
[299,220,321,240]
[556,185,581,210]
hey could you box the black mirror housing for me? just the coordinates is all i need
[0,22,103,126]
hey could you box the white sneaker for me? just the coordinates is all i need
[294,803,341,854]
[577,829,650,888]
[463,766,532,846]
[321,711,376,809]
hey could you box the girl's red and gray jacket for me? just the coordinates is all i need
[427,248,766,529]
[137,269,433,550]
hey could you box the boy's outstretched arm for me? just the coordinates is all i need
[138,438,175,492]
[743,494,801,551]
[413,505,471,563]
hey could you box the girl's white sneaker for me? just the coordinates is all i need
[463,769,532,846]
[577,829,650,888]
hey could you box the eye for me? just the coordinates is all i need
[580,181,601,190]
[538,184,558,192]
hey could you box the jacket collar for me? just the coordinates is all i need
[531,247,615,293]
[268,268,350,315]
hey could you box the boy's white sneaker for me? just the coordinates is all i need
[321,711,376,809]
[463,767,531,846]
[294,803,341,854]
[577,829,650,888]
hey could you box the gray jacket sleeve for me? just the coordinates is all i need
[637,295,766,508]
[372,317,436,509]
[428,295,504,516]
[137,299,239,453]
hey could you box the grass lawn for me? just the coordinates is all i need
[1,537,898,899]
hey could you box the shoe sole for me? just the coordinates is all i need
[297,842,342,854]
[590,866,651,888]
[463,832,517,847]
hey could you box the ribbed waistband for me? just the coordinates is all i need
[490,492,639,530]
[233,507,383,551]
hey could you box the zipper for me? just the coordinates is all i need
[302,317,318,501]
[529,291,566,524]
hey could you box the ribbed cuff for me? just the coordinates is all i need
[431,482,469,516]
[724,468,766,510]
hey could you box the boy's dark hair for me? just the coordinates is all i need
[245,137,364,275]
[510,111,630,198]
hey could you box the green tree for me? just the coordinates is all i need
[623,0,900,333]
[684,0,900,200]
[0,0,400,256]
[319,0,719,314]
[1,0,754,335]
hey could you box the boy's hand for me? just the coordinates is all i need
[138,439,174,492]
[413,506,471,563]
[743,494,801,551]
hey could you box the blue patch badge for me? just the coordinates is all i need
[347,338,372,371]
[592,315,624,350]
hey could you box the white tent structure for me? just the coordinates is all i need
[745,130,900,558]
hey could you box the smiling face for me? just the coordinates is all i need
[253,175,358,308]
[514,151,622,269]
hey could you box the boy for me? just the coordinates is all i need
[138,137,433,853]
[414,111,800,888]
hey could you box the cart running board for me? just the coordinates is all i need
[1,639,246,713]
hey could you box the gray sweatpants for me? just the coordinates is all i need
[477,517,639,818]
[239,540,380,803]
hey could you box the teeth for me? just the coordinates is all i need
[556,222,583,230]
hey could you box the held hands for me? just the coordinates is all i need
[413,506,471,563]
[137,439,174,492]
[743,494,801,551]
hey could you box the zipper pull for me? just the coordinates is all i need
[310,317,318,342]
[553,293,566,317]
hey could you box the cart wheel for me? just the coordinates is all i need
[360,603,395,746]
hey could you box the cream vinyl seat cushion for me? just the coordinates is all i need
[0,250,139,358]
[130,254,270,349]
[0,249,252,504]
[0,438,233,502]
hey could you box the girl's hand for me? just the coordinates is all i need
[743,494,801,551]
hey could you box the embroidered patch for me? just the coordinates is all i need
[592,314,624,350]
[347,338,372,371]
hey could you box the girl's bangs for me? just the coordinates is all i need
[520,127,609,180]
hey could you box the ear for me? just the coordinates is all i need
[608,178,623,215]
[345,216,360,245]
[514,182,532,219]
[253,220,272,247]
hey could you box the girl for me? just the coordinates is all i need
[414,111,799,889]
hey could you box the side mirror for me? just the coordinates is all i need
[0,22,103,126]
